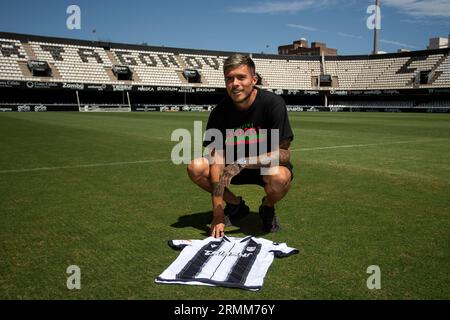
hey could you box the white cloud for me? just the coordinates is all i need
[381,0,450,18]
[286,23,318,31]
[380,38,418,49]
[400,18,450,26]
[337,32,364,39]
[229,0,450,17]
[229,0,332,14]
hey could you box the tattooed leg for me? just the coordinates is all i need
[187,158,240,204]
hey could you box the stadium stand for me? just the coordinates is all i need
[178,53,227,87]
[324,53,449,89]
[111,48,183,85]
[0,38,28,81]
[30,41,113,83]
[253,56,321,89]
[0,32,449,112]
[432,54,450,87]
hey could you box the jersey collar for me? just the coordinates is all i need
[240,235,253,243]
[221,235,254,242]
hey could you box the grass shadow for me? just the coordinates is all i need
[171,210,268,237]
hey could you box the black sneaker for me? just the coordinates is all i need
[224,196,250,224]
[259,197,282,233]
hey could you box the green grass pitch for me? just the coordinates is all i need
[0,111,449,299]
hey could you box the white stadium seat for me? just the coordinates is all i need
[0,34,448,90]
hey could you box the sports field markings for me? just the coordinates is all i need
[0,159,168,174]
[0,138,448,174]
[290,138,450,152]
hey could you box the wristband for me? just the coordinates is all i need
[235,158,247,167]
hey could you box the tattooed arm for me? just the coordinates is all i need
[218,138,292,188]
[209,139,292,237]
[209,149,227,238]
[243,138,292,169]
[215,138,292,198]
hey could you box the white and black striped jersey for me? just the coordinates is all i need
[155,235,298,291]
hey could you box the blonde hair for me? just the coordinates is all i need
[223,54,256,76]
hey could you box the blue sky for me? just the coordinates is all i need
[0,0,449,55]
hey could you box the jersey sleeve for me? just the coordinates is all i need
[168,239,199,250]
[269,241,299,258]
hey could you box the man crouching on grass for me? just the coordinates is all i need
[187,54,294,238]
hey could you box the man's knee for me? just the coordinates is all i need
[263,167,292,193]
[187,157,210,180]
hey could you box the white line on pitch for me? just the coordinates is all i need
[0,159,168,174]
[290,138,450,152]
[0,138,448,174]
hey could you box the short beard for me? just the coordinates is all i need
[231,88,254,106]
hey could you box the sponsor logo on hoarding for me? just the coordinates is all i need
[136,106,158,111]
[8,80,20,86]
[383,90,400,95]
[179,87,195,93]
[87,84,107,91]
[137,86,155,92]
[18,105,31,112]
[189,106,204,112]
[34,105,47,112]
[330,90,348,95]
[0,80,21,88]
[287,106,303,112]
[274,89,284,95]
[32,82,58,89]
[364,90,382,95]
[63,83,85,90]
[429,88,450,94]
[195,88,216,93]
[113,84,132,91]
[157,87,179,92]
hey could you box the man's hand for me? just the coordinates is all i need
[210,206,226,238]
[220,163,244,188]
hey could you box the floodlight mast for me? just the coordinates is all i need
[373,0,380,55]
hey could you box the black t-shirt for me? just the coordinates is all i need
[203,88,294,165]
